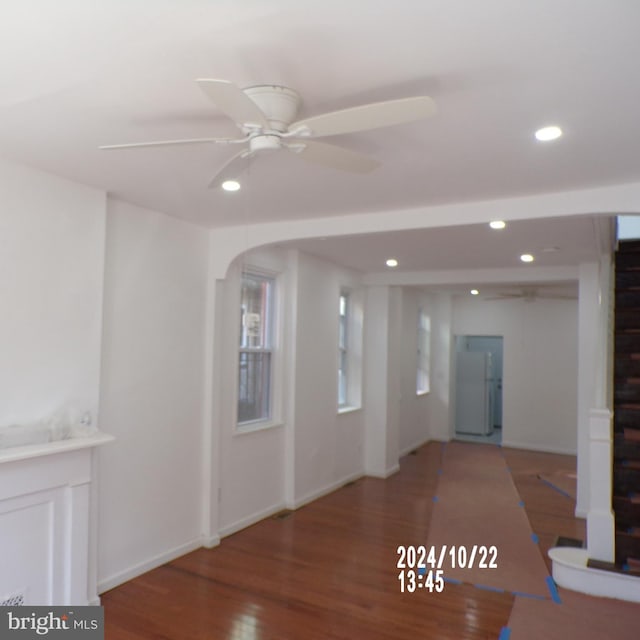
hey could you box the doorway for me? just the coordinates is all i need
[454,335,504,444]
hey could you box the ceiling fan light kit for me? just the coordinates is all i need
[100,79,437,188]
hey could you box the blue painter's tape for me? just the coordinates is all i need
[418,566,427,576]
[474,583,505,593]
[433,496,439,502]
[623,564,630,572]
[531,533,539,544]
[437,469,443,475]
[511,591,547,600]
[499,627,511,640]
[518,500,525,507]
[443,577,462,585]
[545,576,562,604]
[538,476,573,500]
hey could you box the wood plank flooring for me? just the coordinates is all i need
[101,443,584,639]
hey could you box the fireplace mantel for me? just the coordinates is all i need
[0,431,113,606]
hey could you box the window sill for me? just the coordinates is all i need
[235,420,284,436]
[338,405,361,415]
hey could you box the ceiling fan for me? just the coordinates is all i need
[100,79,437,187]
[484,287,577,302]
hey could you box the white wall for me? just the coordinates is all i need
[363,286,392,476]
[398,288,432,455]
[0,157,105,427]
[452,294,579,454]
[429,293,454,441]
[98,198,208,590]
[291,252,365,505]
[214,248,366,533]
[216,249,288,535]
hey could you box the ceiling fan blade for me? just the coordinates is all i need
[208,148,256,188]
[289,140,380,173]
[290,96,436,138]
[99,137,241,150]
[196,79,269,129]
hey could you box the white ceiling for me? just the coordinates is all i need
[281,215,604,273]
[0,1,636,277]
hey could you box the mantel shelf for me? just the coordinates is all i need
[0,431,114,465]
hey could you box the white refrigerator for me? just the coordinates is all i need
[455,351,494,435]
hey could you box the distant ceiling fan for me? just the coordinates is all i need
[100,79,437,187]
[484,287,577,302]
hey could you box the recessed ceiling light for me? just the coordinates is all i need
[386,258,398,268]
[535,126,562,142]
[520,253,535,263]
[470,289,479,296]
[221,179,241,192]
[489,220,506,230]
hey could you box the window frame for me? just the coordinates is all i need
[237,269,277,428]
[338,291,350,408]
[416,308,431,395]
[337,287,363,413]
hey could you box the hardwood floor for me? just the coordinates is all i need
[101,443,583,639]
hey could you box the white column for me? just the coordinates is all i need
[576,262,599,517]
[283,250,300,508]
[587,409,615,562]
[386,287,402,473]
[363,286,400,477]
[201,273,224,548]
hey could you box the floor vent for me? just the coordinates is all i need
[273,509,294,520]
[0,590,26,607]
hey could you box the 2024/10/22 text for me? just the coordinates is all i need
[397,545,498,593]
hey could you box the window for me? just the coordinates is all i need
[338,292,349,407]
[238,272,275,424]
[416,309,431,394]
[337,287,363,411]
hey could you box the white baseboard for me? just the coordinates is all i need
[366,463,400,479]
[399,438,430,458]
[98,537,204,594]
[383,463,400,478]
[218,502,286,539]
[292,470,363,510]
[501,439,577,456]
[203,534,220,549]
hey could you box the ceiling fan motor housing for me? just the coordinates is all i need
[243,85,301,132]
[249,134,281,152]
